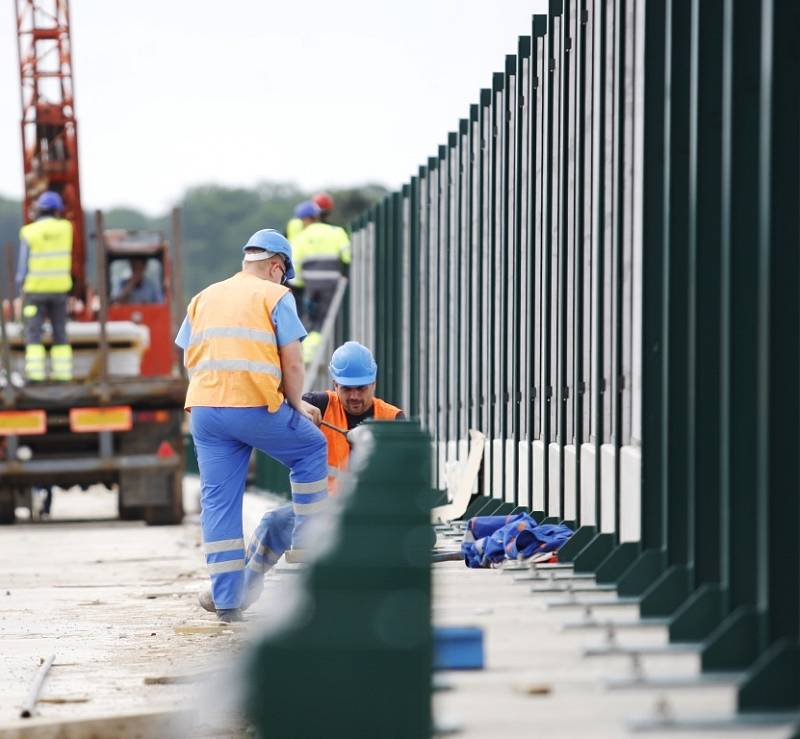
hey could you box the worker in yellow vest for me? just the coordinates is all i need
[16,191,73,382]
[286,200,322,321]
[198,341,403,615]
[284,199,319,243]
[292,193,351,364]
[175,228,328,623]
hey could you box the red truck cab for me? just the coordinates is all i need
[104,230,177,376]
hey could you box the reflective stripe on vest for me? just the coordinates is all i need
[188,326,277,346]
[184,272,288,411]
[321,391,402,494]
[20,218,73,294]
[187,359,282,380]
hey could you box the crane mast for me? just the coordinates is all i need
[14,0,85,298]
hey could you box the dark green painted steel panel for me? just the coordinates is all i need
[556,524,596,563]
[573,533,616,574]
[669,585,725,643]
[639,565,691,618]
[594,541,640,585]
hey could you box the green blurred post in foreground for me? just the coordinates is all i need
[246,420,433,739]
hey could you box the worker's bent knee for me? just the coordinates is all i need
[260,503,295,532]
[295,415,327,456]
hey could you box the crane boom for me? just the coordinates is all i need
[15,0,85,297]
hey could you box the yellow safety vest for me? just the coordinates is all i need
[291,222,351,287]
[20,217,73,294]
[184,272,288,411]
[286,217,304,241]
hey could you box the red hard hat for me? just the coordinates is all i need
[312,192,334,212]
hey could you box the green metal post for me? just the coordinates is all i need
[667,0,726,643]
[738,0,800,712]
[572,0,616,572]
[409,176,420,418]
[556,2,570,523]
[701,0,762,675]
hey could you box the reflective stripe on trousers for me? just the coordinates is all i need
[25,344,45,381]
[241,503,295,606]
[50,344,72,381]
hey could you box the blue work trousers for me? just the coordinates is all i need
[191,404,327,610]
[242,503,295,606]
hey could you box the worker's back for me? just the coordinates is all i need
[185,272,288,411]
[19,216,73,294]
[293,222,351,277]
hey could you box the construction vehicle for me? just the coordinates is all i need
[0,0,188,525]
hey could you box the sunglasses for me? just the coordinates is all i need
[273,257,288,284]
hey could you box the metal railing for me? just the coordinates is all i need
[303,276,349,393]
[342,0,800,718]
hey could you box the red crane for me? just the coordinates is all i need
[14,0,86,298]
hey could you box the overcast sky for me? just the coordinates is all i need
[0,1,546,215]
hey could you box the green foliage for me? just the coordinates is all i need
[0,182,387,306]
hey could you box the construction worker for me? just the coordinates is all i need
[111,256,163,304]
[285,199,320,243]
[197,341,402,615]
[286,200,322,318]
[305,340,404,490]
[175,228,328,623]
[16,191,73,382]
[292,195,351,364]
[311,192,335,224]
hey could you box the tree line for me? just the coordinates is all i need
[0,181,387,306]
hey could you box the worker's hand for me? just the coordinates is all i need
[300,400,321,426]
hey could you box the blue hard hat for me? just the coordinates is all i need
[294,200,321,219]
[329,341,378,386]
[242,228,295,281]
[36,191,64,211]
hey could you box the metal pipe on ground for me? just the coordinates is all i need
[20,653,55,718]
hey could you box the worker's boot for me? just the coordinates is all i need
[216,608,243,624]
[197,588,261,613]
[197,589,216,613]
[199,587,260,613]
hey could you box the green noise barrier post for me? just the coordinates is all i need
[245,420,433,739]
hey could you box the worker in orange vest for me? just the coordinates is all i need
[177,228,328,623]
[197,341,403,615]
[302,341,403,491]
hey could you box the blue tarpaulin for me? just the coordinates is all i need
[460,513,572,568]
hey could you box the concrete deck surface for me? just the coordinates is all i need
[432,559,796,738]
[1,483,797,738]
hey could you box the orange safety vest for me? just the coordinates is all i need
[322,390,402,493]
[184,272,288,411]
